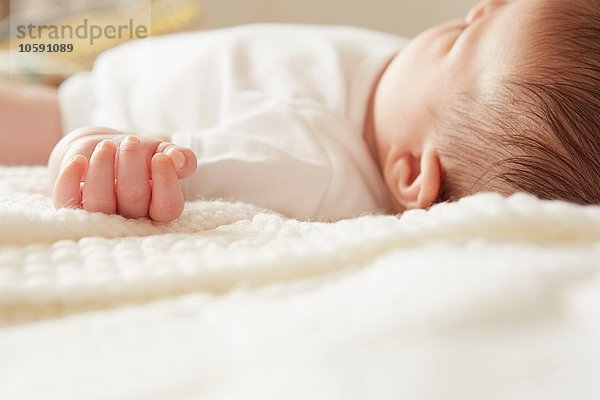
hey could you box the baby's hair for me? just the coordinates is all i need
[435,0,600,205]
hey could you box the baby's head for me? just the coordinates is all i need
[373,0,600,211]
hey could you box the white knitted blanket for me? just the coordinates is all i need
[1,166,600,400]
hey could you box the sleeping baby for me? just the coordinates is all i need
[3,0,599,222]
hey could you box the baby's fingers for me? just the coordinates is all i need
[116,136,151,219]
[149,153,184,222]
[53,155,87,209]
[82,140,117,214]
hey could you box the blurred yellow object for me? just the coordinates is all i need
[0,0,204,85]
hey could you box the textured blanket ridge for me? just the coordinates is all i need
[1,167,600,400]
[2,167,599,324]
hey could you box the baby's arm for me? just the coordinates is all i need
[0,80,62,165]
[48,127,197,222]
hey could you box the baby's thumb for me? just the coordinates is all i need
[164,146,197,179]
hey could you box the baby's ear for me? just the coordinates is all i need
[384,144,441,210]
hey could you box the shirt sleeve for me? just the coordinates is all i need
[170,100,334,220]
[170,99,389,221]
[58,72,95,134]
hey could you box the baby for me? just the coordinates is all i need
[2,0,599,222]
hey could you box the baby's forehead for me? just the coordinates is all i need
[481,0,577,79]
[441,0,566,87]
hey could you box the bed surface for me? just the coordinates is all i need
[1,166,600,399]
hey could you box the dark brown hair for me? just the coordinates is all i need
[435,0,600,205]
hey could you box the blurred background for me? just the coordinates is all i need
[0,0,477,84]
[202,0,477,37]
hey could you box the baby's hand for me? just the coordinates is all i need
[51,130,197,222]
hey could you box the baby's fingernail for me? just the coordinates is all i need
[124,135,140,143]
[169,149,185,169]
[96,140,112,149]
[121,136,140,148]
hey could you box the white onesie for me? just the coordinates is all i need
[59,24,408,220]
